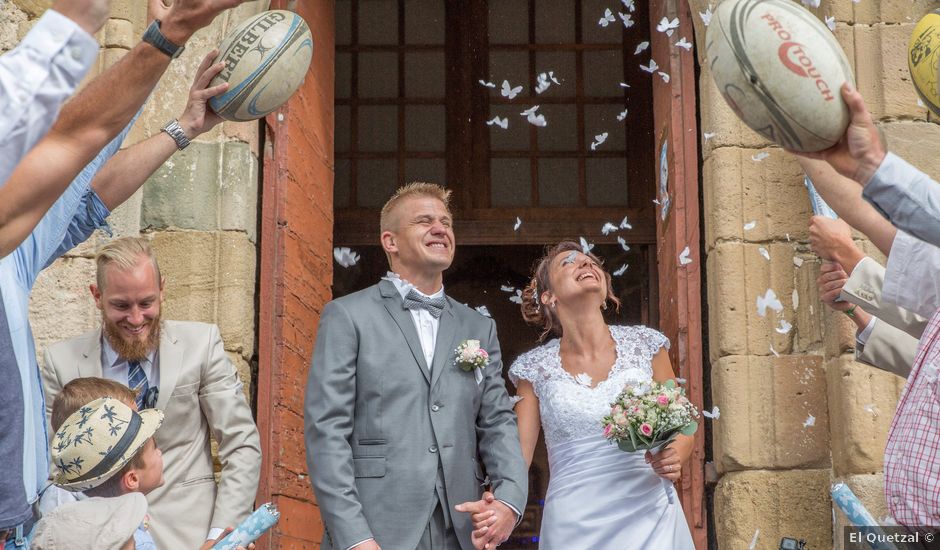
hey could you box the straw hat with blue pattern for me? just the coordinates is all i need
[51,396,163,492]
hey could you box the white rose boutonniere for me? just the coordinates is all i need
[455,339,489,385]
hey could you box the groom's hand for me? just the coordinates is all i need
[351,540,381,550]
[456,492,517,550]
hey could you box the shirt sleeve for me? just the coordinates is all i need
[882,230,940,318]
[862,152,940,248]
[856,316,877,347]
[0,9,99,184]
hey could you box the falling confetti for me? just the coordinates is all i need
[501,79,523,100]
[621,0,636,11]
[509,395,523,405]
[617,109,629,121]
[703,131,716,141]
[769,344,780,358]
[579,237,594,254]
[749,529,760,550]
[535,71,562,94]
[479,80,496,88]
[598,8,616,27]
[500,285,516,293]
[918,98,926,108]
[679,246,692,265]
[657,16,680,37]
[793,257,804,267]
[475,305,492,317]
[743,220,756,231]
[776,320,792,334]
[758,247,770,261]
[640,59,659,73]
[575,372,594,387]
[675,377,687,385]
[658,71,671,83]
[756,289,783,317]
[520,105,547,127]
[702,406,720,419]
[825,16,835,31]
[333,247,360,268]
[617,236,631,251]
[801,0,820,7]
[619,216,632,230]
[792,289,799,311]
[562,251,578,265]
[513,216,522,231]
[863,404,879,417]
[601,222,620,235]
[613,264,628,276]
[803,414,816,428]
[752,152,770,162]
[619,82,631,88]
[675,37,693,50]
[619,12,634,28]
[634,41,650,55]
[509,290,523,304]
[486,116,509,129]
[700,6,713,26]
[590,132,609,150]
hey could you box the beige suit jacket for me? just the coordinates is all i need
[842,257,922,379]
[41,320,262,549]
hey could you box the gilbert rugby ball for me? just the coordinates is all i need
[705,0,855,152]
[209,10,313,122]
[908,10,940,117]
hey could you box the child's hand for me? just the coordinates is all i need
[198,527,257,549]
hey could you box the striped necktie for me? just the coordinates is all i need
[127,360,149,410]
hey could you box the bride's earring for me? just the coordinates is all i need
[601,301,608,311]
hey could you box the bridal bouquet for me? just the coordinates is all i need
[602,379,699,453]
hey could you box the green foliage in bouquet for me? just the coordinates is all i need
[602,379,699,453]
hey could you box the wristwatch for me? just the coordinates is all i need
[142,19,185,59]
[161,119,191,150]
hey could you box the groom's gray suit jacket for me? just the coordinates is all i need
[304,280,528,550]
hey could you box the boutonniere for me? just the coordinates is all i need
[455,339,489,385]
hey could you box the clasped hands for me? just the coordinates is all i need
[456,492,517,550]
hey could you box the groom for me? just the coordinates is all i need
[304,182,527,550]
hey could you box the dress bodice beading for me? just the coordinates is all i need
[508,325,669,450]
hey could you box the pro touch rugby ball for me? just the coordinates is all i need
[705,0,855,152]
[209,10,313,122]
[909,10,940,117]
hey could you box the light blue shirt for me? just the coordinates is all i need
[862,152,940,248]
[134,522,158,550]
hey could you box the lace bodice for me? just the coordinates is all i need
[509,325,669,450]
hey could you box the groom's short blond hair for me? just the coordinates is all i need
[379,182,452,233]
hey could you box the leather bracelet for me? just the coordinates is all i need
[843,304,857,318]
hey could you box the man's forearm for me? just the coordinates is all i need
[92,132,178,210]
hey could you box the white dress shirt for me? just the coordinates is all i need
[101,336,160,390]
[0,9,99,184]
[385,272,443,370]
[883,230,940,320]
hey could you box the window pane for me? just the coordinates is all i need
[336,0,352,46]
[358,106,398,151]
[538,159,580,206]
[582,0,623,44]
[404,52,445,98]
[487,51,529,98]
[533,51,576,99]
[335,105,351,152]
[491,158,532,207]
[537,104,578,152]
[336,52,352,99]
[586,158,628,206]
[359,0,398,45]
[583,49,624,97]
[488,0,528,44]
[488,105,529,152]
[358,159,399,207]
[584,104,626,152]
[404,158,446,186]
[405,105,446,152]
[405,0,445,44]
[535,0,575,44]
[334,158,351,208]
[358,52,398,98]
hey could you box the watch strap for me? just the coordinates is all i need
[161,119,191,150]
[142,20,184,59]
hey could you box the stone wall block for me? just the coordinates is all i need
[225,351,253,402]
[95,18,134,49]
[150,231,256,358]
[0,4,28,50]
[712,355,829,472]
[827,355,905,476]
[10,0,50,17]
[853,1,938,25]
[703,148,811,250]
[142,142,259,242]
[883,121,940,182]
[714,469,832,549]
[855,24,926,120]
[30,256,99,361]
[833,473,890,550]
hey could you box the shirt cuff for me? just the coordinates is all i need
[345,538,373,550]
[856,316,876,346]
[883,230,916,313]
[497,499,523,526]
[26,10,99,81]
[206,527,225,541]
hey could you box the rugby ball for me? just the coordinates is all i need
[705,0,855,152]
[209,10,313,122]
[908,10,940,117]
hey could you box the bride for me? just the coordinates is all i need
[479,241,695,549]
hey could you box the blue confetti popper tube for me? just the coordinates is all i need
[211,503,281,550]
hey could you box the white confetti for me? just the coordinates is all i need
[786,233,791,242]
[658,71,671,83]
[509,289,523,304]
[793,257,804,267]
[562,251,578,265]
[918,98,926,108]
[613,264,628,276]
[743,220,756,231]
[509,395,523,405]
[769,344,779,358]
[619,82,631,88]
[621,0,636,12]
[792,289,799,311]
[333,247,360,268]
[801,0,820,7]
[617,236,631,251]
[749,529,760,550]
[758,247,770,261]
[486,116,509,129]
[825,16,835,31]
[535,72,560,94]
[475,305,492,317]
[756,289,783,317]
[619,216,632,230]
[657,16,680,37]
[598,8,616,27]
[675,37,692,51]
[601,222,620,235]
[776,319,792,334]
[616,109,629,121]
[618,12,634,28]
[520,105,547,127]
[675,377,687,385]
[640,59,659,73]
[514,216,522,231]
[700,6,713,27]
[634,41,650,55]
[863,404,879,417]
[703,131,716,141]
[852,0,860,3]
[752,152,770,162]
[479,80,496,88]
[590,132,609,150]
[579,237,594,254]
[803,414,816,428]
[679,246,692,265]
[575,372,593,387]
[500,285,516,293]
[702,406,720,419]
[501,79,523,100]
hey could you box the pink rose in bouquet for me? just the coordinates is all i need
[601,379,699,453]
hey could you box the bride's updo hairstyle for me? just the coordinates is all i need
[521,240,620,341]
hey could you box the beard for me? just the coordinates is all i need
[102,310,161,362]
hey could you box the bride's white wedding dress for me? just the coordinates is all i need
[509,325,695,549]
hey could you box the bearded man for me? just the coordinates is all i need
[40,236,261,549]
